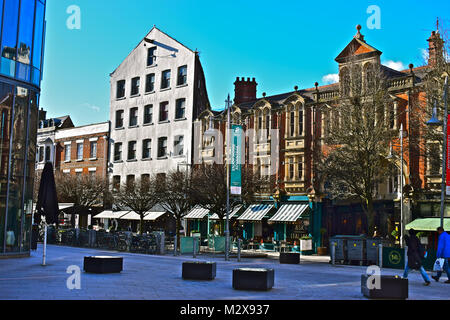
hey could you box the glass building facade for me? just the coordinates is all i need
[0,0,46,255]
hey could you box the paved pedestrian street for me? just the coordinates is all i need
[0,245,448,300]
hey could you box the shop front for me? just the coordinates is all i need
[268,203,310,241]
[183,205,209,241]
[238,203,275,247]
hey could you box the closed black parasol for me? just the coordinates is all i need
[36,162,59,225]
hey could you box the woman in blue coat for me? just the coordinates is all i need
[432,227,450,283]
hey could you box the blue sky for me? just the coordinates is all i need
[40,0,450,126]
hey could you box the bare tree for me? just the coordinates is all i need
[156,170,192,249]
[190,163,263,235]
[318,59,395,236]
[113,176,159,234]
[55,172,109,227]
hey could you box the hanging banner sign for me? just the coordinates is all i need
[446,114,450,195]
[230,124,242,195]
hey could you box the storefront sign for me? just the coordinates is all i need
[230,124,242,195]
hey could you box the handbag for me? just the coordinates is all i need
[433,258,445,272]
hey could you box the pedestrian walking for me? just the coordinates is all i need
[431,227,450,283]
[402,229,431,286]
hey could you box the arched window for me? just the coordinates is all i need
[45,146,51,162]
[290,106,295,137]
[298,107,304,136]
[352,64,362,94]
[364,62,375,92]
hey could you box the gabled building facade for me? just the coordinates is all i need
[109,26,210,187]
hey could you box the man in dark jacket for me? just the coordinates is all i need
[432,227,450,283]
[402,229,431,285]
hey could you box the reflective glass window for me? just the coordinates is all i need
[6,86,29,252]
[0,81,14,252]
[32,0,44,70]
[1,0,20,77]
[17,0,35,65]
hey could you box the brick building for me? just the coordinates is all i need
[54,121,111,179]
[194,25,447,249]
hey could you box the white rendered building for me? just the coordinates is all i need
[109,26,210,185]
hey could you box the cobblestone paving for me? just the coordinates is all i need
[0,245,448,300]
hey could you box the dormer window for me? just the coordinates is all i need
[147,47,157,66]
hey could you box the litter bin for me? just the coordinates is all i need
[346,236,366,265]
[366,238,380,264]
[330,236,347,263]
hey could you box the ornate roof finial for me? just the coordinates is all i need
[354,24,365,41]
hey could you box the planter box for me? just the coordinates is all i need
[361,274,408,299]
[84,256,123,273]
[279,252,300,264]
[233,268,274,291]
[182,261,216,280]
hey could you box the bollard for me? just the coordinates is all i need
[193,237,197,258]
[237,239,242,262]
[160,232,165,255]
[174,235,178,256]
[404,246,408,270]
[378,243,383,268]
[331,241,336,266]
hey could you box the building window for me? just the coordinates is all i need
[158,137,168,158]
[174,135,184,156]
[38,146,44,162]
[147,47,157,66]
[144,105,153,124]
[45,146,51,162]
[289,158,294,180]
[161,70,171,89]
[128,141,137,160]
[126,175,135,186]
[90,141,97,158]
[298,109,303,136]
[145,73,155,93]
[265,113,270,138]
[290,111,295,137]
[131,77,140,96]
[129,107,138,127]
[177,65,187,86]
[89,170,96,178]
[429,143,440,175]
[175,98,186,119]
[297,158,303,180]
[142,139,152,159]
[389,105,396,129]
[116,80,126,99]
[64,144,71,161]
[77,143,83,160]
[115,110,124,128]
[159,102,169,122]
[112,176,121,191]
[114,142,122,161]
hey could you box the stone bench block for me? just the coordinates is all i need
[279,252,300,264]
[361,274,408,299]
[233,268,274,291]
[84,256,123,274]
[182,261,216,280]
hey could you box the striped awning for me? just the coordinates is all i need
[184,206,210,219]
[118,211,143,221]
[144,211,166,221]
[269,203,309,222]
[209,206,242,220]
[94,210,129,219]
[238,204,274,221]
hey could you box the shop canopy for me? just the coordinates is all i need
[94,210,129,219]
[33,203,75,212]
[238,204,274,221]
[209,206,243,220]
[268,203,310,223]
[184,205,209,219]
[405,218,450,231]
[144,211,166,221]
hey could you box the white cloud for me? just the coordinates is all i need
[382,60,405,71]
[81,102,100,112]
[322,73,339,84]
[420,48,429,63]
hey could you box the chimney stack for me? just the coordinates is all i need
[427,30,444,67]
[234,77,257,105]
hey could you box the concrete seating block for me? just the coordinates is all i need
[84,256,123,274]
[233,268,274,291]
[361,274,408,299]
[279,252,300,264]
[182,261,216,280]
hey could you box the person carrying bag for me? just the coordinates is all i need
[432,227,450,283]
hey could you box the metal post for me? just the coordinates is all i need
[193,237,197,258]
[174,235,178,256]
[404,245,408,270]
[225,94,231,261]
[400,124,404,248]
[42,223,47,266]
[331,241,336,266]
[237,239,242,262]
[440,76,448,229]
[378,243,383,268]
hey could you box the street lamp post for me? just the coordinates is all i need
[225,94,232,261]
[426,76,449,229]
